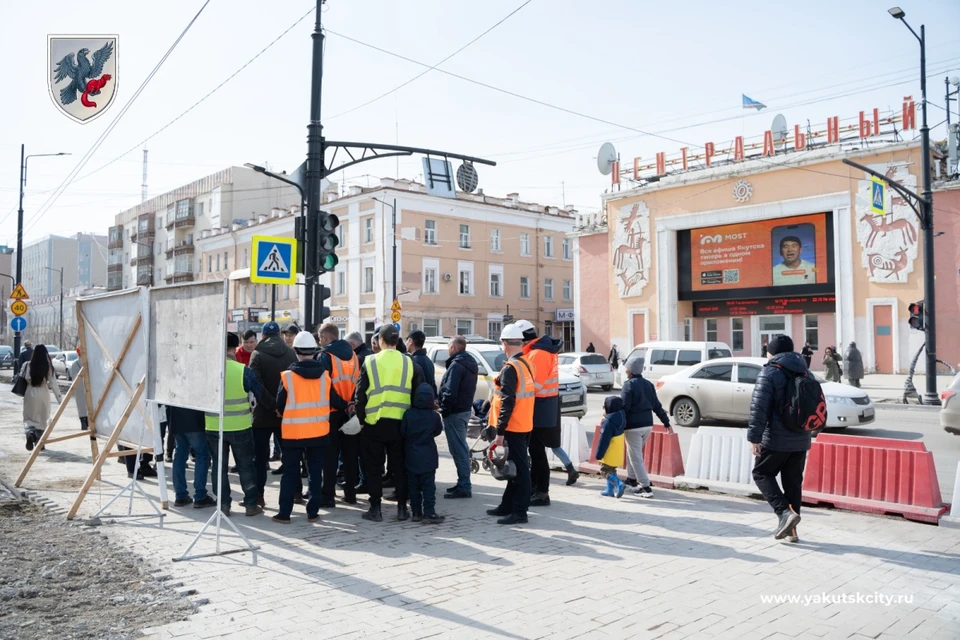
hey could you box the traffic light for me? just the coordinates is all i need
[908,301,924,331]
[317,284,332,324]
[317,210,339,274]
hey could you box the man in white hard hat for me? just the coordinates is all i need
[272,331,339,524]
[485,323,536,525]
[513,319,565,506]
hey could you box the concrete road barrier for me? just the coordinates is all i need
[675,426,760,497]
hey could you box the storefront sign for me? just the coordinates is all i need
[693,295,836,317]
[555,308,575,322]
[229,309,245,321]
[612,97,916,183]
[246,307,268,321]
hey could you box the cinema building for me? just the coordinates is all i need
[572,100,960,374]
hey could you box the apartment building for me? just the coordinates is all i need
[12,233,106,298]
[106,166,302,291]
[194,178,577,347]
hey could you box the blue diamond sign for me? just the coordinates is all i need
[250,235,297,285]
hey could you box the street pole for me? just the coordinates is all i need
[15,144,24,358]
[58,267,63,349]
[917,24,939,405]
[303,0,326,331]
[392,197,397,302]
[271,284,276,323]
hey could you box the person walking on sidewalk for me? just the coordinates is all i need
[747,334,813,543]
[400,383,446,524]
[440,335,479,500]
[801,342,816,369]
[20,344,63,451]
[316,323,361,507]
[586,342,596,354]
[620,358,673,498]
[273,332,336,524]
[68,347,88,431]
[515,319,563,507]
[608,344,619,370]
[206,332,263,517]
[843,342,863,388]
[168,405,215,509]
[486,324,536,525]
[249,321,297,501]
[822,346,842,383]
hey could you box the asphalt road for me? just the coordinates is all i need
[582,388,959,503]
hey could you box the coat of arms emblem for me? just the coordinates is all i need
[48,35,118,124]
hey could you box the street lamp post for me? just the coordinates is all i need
[372,198,398,302]
[43,267,64,349]
[888,7,940,405]
[15,145,70,357]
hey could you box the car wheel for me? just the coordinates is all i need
[672,397,701,428]
[601,384,613,391]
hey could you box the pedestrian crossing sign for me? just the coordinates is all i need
[870,176,887,216]
[251,235,297,285]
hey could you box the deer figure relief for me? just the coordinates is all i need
[860,213,917,249]
[868,247,910,280]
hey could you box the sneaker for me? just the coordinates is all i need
[636,486,654,499]
[497,514,528,525]
[141,465,158,478]
[362,505,383,522]
[624,477,638,488]
[272,515,291,524]
[307,514,321,524]
[194,496,217,508]
[445,486,459,494]
[444,489,472,499]
[422,513,445,525]
[411,513,423,523]
[486,508,510,517]
[25,434,37,451]
[220,507,232,517]
[529,493,550,507]
[174,497,193,507]
[785,527,799,543]
[245,505,264,517]
[564,463,580,486]
[774,508,801,540]
[396,506,410,521]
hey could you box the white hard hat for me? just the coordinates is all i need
[500,323,525,341]
[514,319,535,333]
[293,331,318,350]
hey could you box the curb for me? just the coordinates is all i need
[873,402,941,413]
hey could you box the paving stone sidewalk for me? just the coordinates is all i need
[2,398,959,640]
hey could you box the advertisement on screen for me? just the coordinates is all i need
[691,214,830,292]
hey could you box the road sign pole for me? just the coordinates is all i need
[271,285,276,323]
[15,143,24,357]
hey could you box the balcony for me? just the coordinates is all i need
[136,267,153,286]
[107,274,123,291]
[130,253,154,267]
[108,225,124,250]
[167,199,196,230]
[164,271,194,284]
[165,242,195,259]
[108,263,123,274]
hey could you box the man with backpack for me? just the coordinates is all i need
[747,334,826,543]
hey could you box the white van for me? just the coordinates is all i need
[619,341,733,382]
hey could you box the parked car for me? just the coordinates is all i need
[559,352,615,390]
[43,345,61,355]
[941,372,960,436]
[0,345,14,369]
[655,357,875,429]
[619,341,732,381]
[52,351,79,380]
[424,337,588,419]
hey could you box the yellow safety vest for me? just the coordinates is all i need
[362,349,413,425]
[205,359,252,432]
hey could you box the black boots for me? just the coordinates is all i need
[362,504,383,522]
[396,505,410,521]
[564,463,580,486]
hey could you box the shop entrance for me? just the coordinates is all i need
[756,316,788,354]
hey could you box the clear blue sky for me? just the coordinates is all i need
[2,0,958,245]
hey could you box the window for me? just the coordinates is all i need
[562,238,572,260]
[456,319,473,336]
[242,286,247,305]
[705,318,718,342]
[737,364,761,384]
[520,276,530,299]
[490,229,501,253]
[677,350,702,366]
[650,349,677,365]
[490,272,502,297]
[805,315,818,349]
[197,201,204,217]
[487,320,502,341]
[692,364,733,381]
[424,267,437,294]
[155,242,160,256]
[562,279,572,301]
[423,318,440,337]
[459,224,471,248]
[215,253,221,271]
[459,268,473,295]
[732,317,744,351]
[424,220,437,244]
[364,266,374,292]
[544,278,554,300]
[156,267,162,281]
[543,235,554,258]
[684,318,692,341]
[336,271,346,295]
[242,247,248,268]
[223,252,229,271]
[709,348,732,360]
[364,217,373,243]
[208,255,212,273]
[520,233,530,256]
[337,224,346,249]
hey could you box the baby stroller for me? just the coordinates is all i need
[467,399,496,474]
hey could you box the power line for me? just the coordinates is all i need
[21,1,213,238]
[327,0,534,120]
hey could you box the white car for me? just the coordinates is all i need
[559,352,615,390]
[52,351,80,380]
[424,337,588,419]
[655,357,875,429]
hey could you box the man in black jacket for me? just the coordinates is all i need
[249,321,297,506]
[439,335,478,499]
[346,331,374,365]
[405,330,436,395]
[747,334,812,543]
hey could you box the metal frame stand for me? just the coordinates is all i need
[92,421,165,523]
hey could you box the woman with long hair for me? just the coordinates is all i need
[20,344,63,450]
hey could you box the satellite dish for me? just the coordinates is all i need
[771,114,788,143]
[456,162,479,193]
[597,142,617,175]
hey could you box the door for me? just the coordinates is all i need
[873,305,894,374]
[631,313,645,350]
[757,316,787,355]
[732,363,761,418]
[688,363,735,419]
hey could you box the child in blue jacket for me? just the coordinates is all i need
[596,396,626,498]
[400,383,445,524]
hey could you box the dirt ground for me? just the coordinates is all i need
[0,498,196,640]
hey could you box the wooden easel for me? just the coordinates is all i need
[15,304,168,520]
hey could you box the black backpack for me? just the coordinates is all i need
[773,364,827,432]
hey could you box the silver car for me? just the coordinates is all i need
[656,357,875,429]
[941,372,960,435]
[558,352,615,391]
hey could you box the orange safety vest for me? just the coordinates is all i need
[280,369,332,440]
[522,345,559,399]
[330,352,360,408]
[488,356,536,433]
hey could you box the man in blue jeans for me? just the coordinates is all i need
[167,405,215,508]
[439,336,478,499]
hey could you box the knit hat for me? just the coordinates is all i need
[767,334,794,355]
[627,357,645,376]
